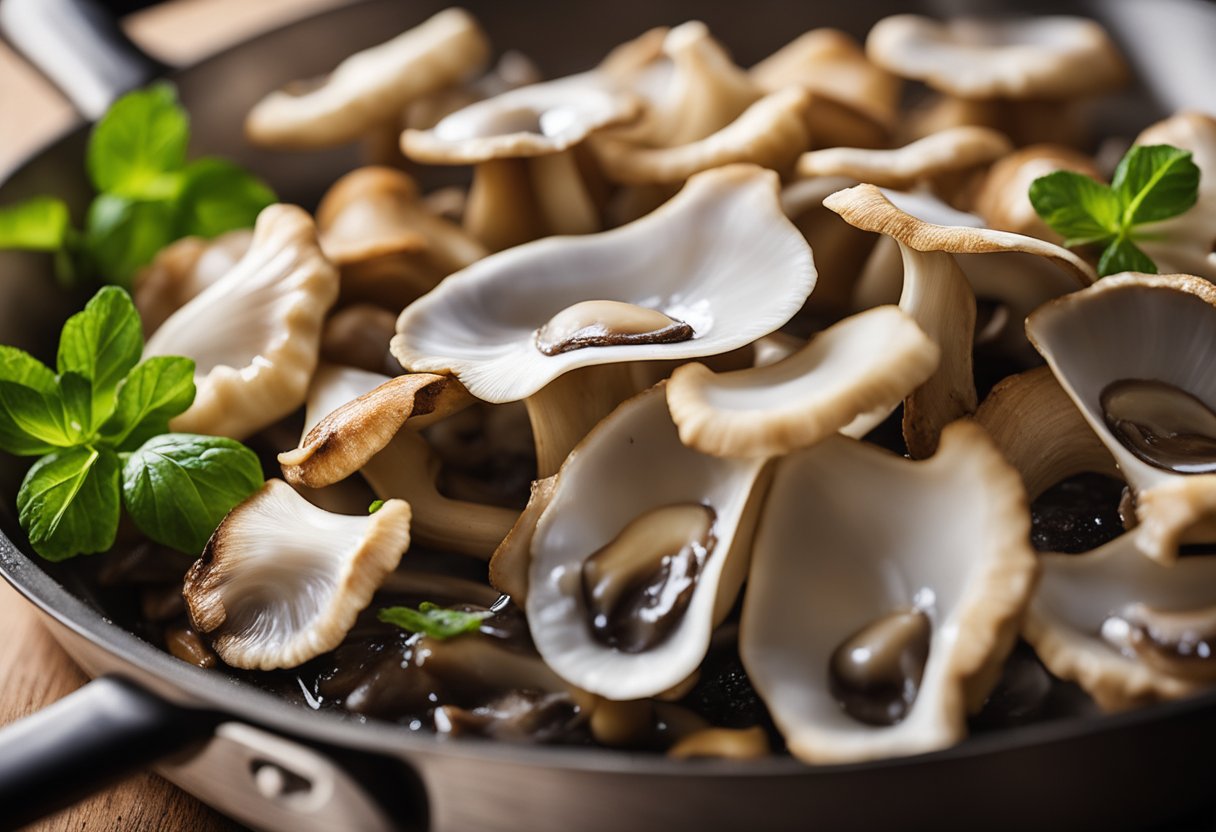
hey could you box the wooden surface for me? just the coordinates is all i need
[0,1,347,829]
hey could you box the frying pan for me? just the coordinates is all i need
[0,0,1215,829]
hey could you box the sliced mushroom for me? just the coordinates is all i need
[134,229,252,335]
[316,166,488,309]
[144,204,339,440]
[392,164,815,476]
[866,15,1126,146]
[526,386,769,700]
[1026,273,1216,563]
[741,420,1036,763]
[1026,531,1216,711]
[183,480,411,670]
[666,306,939,458]
[245,9,490,149]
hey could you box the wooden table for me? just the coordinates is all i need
[0,1,346,828]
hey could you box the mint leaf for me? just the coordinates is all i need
[17,445,120,560]
[0,197,71,251]
[122,434,263,554]
[57,285,143,424]
[1028,171,1121,246]
[100,356,196,450]
[1098,237,1158,276]
[87,82,189,199]
[176,158,275,239]
[1112,145,1200,226]
[84,195,177,285]
[378,602,491,640]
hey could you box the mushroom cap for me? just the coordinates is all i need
[1026,531,1216,711]
[1026,272,1216,563]
[972,144,1101,242]
[795,126,1013,191]
[184,479,411,670]
[866,15,1127,100]
[527,385,768,700]
[666,305,940,458]
[245,8,490,148]
[401,72,642,164]
[134,229,253,336]
[144,204,339,440]
[391,164,816,403]
[741,420,1037,764]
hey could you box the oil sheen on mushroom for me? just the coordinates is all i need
[828,609,932,726]
[581,502,716,653]
[535,300,694,356]
[1100,379,1216,474]
[1101,602,1216,683]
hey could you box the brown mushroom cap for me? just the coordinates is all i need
[866,15,1127,100]
[972,144,1101,242]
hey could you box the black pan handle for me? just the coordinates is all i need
[0,0,166,120]
[0,675,218,830]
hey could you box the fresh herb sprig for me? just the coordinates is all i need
[1029,144,1200,277]
[0,83,274,286]
[1,286,263,560]
[378,603,492,640]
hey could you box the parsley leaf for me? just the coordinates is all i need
[87,82,190,199]
[56,285,143,423]
[378,603,492,640]
[0,197,71,251]
[100,356,196,450]
[1029,143,1202,277]
[17,445,121,561]
[121,434,264,554]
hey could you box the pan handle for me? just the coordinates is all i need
[0,0,166,120]
[0,674,218,830]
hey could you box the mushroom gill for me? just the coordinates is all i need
[134,229,252,335]
[740,420,1037,764]
[183,479,411,670]
[144,204,339,440]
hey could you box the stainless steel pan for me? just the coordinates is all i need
[1,1,1215,829]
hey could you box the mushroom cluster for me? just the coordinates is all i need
[97,8,1216,762]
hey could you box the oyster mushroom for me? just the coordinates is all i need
[279,364,515,559]
[825,184,1094,455]
[866,15,1127,146]
[245,8,490,150]
[972,144,1102,242]
[391,164,816,477]
[666,305,940,458]
[741,420,1037,764]
[316,166,488,309]
[183,479,411,670]
[489,475,557,603]
[1026,531,1216,711]
[320,304,400,375]
[144,204,339,440]
[401,67,641,250]
[527,386,770,700]
[1026,273,1216,563]
[1133,113,1216,281]
[134,229,252,335]
[403,50,544,132]
[750,28,900,149]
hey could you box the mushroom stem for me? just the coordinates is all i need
[363,429,519,559]
[897,245,977,458]
[465,158,546,251]
[975,366,1119,500]
[529,148,601,236]
[525,362,640,478]
[361,121,410,169]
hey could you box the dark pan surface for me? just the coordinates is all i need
[1,0,1215,828]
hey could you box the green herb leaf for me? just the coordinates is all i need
[176,158,276,239]
[0,375,93,455]
[0,345,65,455]
[0,345,56,392]
[368,499,385,514]
[1027,171,1122,246]
[56,285,143,424]
[100,356,196,450]
[1098,237,1158,276]
[121,434,263,554]
[17,445,120,560]
[378,602,491,640]
[87,82,189,199]
[1112,145,1201,226]
[0,197,71,251]
[84,194,178,285]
